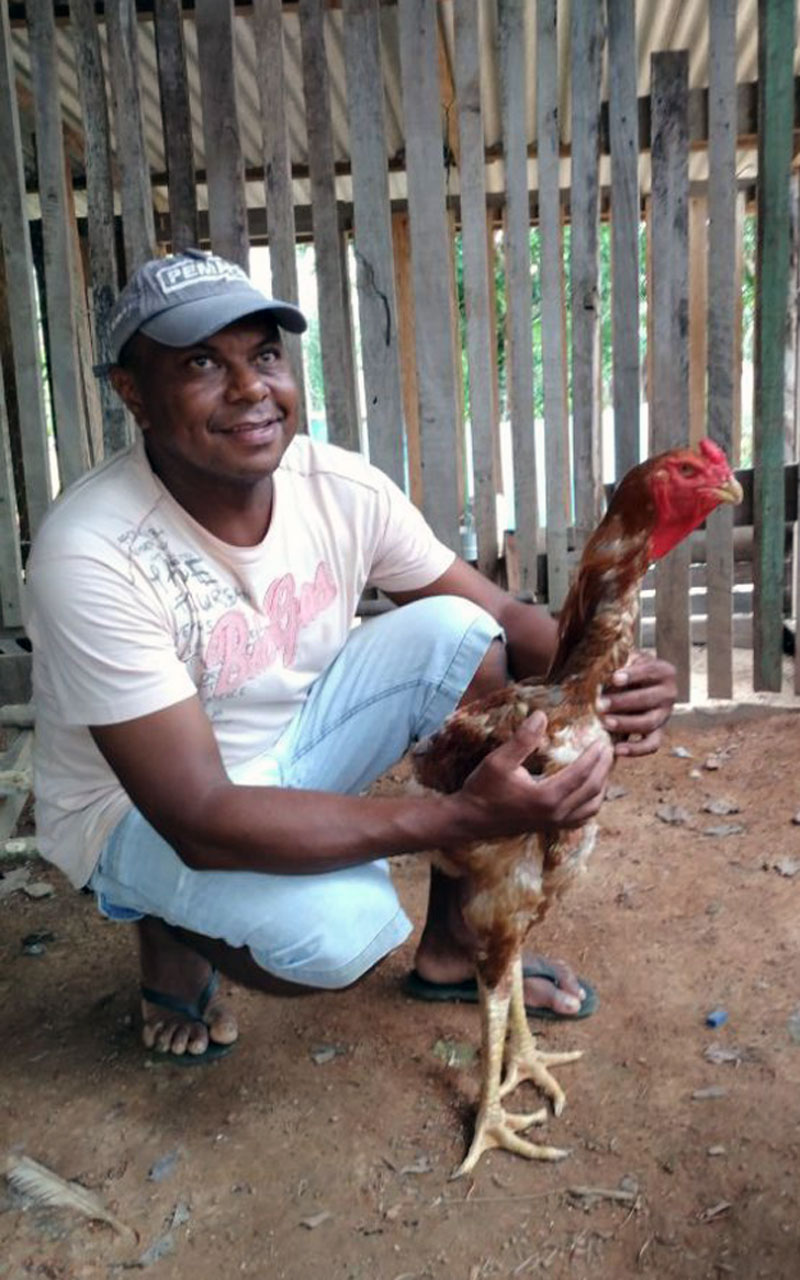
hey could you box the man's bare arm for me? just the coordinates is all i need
[90,698,612,876]
[386,556,558,679]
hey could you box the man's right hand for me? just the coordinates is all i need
[455,711,614,840]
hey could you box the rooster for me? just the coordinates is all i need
[413,440,742,1177]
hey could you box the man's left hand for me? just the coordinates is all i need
[597,653,677,757]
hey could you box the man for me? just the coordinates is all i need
[25,249,676,1062]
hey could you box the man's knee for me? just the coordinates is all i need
[459,636,508,706]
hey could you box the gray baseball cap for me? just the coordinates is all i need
[108,248,307,363]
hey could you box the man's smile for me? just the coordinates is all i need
[214,417,283,443]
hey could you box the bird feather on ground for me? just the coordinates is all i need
[413,440,743,1177]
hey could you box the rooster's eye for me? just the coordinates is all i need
[679,463,695,477]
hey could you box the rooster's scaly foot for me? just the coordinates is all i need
[451,1103,569,1179]
[500,1047,583,1116]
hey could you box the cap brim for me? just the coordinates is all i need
[139,291,307,348]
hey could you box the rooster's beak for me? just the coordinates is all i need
[712,475,743,506]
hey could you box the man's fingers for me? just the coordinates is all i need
[542,740,613,822]
[488,711,548,768]
[614,730,662,757]
[602,685,671,714]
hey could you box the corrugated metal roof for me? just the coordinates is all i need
[9,0,798,220]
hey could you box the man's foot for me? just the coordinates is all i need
[137,917,239,1059]
[415,868,593,1019]
[408,952,595,1019]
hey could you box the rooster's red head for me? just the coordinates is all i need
[612,438,743,561]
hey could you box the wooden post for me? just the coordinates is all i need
[0,0,52,533]
[754,0,795,690]
[446,207,467,524]
[607,0,640,480]
[570,0,605,553]
[299,0,361,453]
[706,0,738,700]
[650,52,691,700]
[253,0,307,432]
[71,0,130,457]
[195,0,248,270]
[453,0,499,577]
[499,0,538,594]
[688,196,708,447]
[486,215,503,498]
[397,0,462,549]
[391,211,422,506]
[153,0,199,253]
[0,353,23,628]
[537,0,570,611]
[342,0,405,490]
[27,0,91,489]
[65,164,104,470]
[106,0,156,274]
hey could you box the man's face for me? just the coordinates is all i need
[111,316,299,491]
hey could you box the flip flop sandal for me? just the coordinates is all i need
[140,970,236,1065]
[403,959,597,1021]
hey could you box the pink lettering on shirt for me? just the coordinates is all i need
[205,560,338,697]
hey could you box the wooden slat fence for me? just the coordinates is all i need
[0,1,798,706]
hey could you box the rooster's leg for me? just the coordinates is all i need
[452,970,570,1179]
[499,954,583,1116]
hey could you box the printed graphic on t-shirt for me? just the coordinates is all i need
[119,523,339,699]
[205,562,338,697]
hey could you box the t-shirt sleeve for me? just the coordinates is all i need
[365,469,456,592]
[26,544,197,727]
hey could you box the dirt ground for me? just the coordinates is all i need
[3,699,800,1279]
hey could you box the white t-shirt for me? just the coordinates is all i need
[25,434,455,887]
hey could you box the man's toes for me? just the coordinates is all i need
[142,1019,161,1050]
[185,1022,212,1056]
[522,976,581,1015]
[154,1020,188,1055]
[207,1004,238,1046]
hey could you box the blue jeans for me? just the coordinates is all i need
[89,597,501,988]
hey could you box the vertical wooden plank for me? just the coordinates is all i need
[446,206,467,523]
[299,0,360,452]
[0,356,23,627]
[342,0,405,488]
[253,0,307,432]
[106,0,156,274]
[537,0,570,611]
[71,0,130,457]
[607,0,640,480]
[486,215,503,495]
[0,243,29,554]
[650,52,691,700]
[499,0,537,593]
[791,178,800,694]
[195,0,248,270]
[65,167,103,469]
[0,1,52,532]
[27,0,90,489]
[397,0,461,548]
[391,211,422,505]
[688,196,708,447]
[570,0,605,552]
[754,0,795,690]
[453,0,498,576]
[153,0,199,253]
[706,0,738,700]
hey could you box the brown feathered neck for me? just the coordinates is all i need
[545,502,651,695]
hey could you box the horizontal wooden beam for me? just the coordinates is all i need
[8,1,398,23]
[21,76,800,201]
